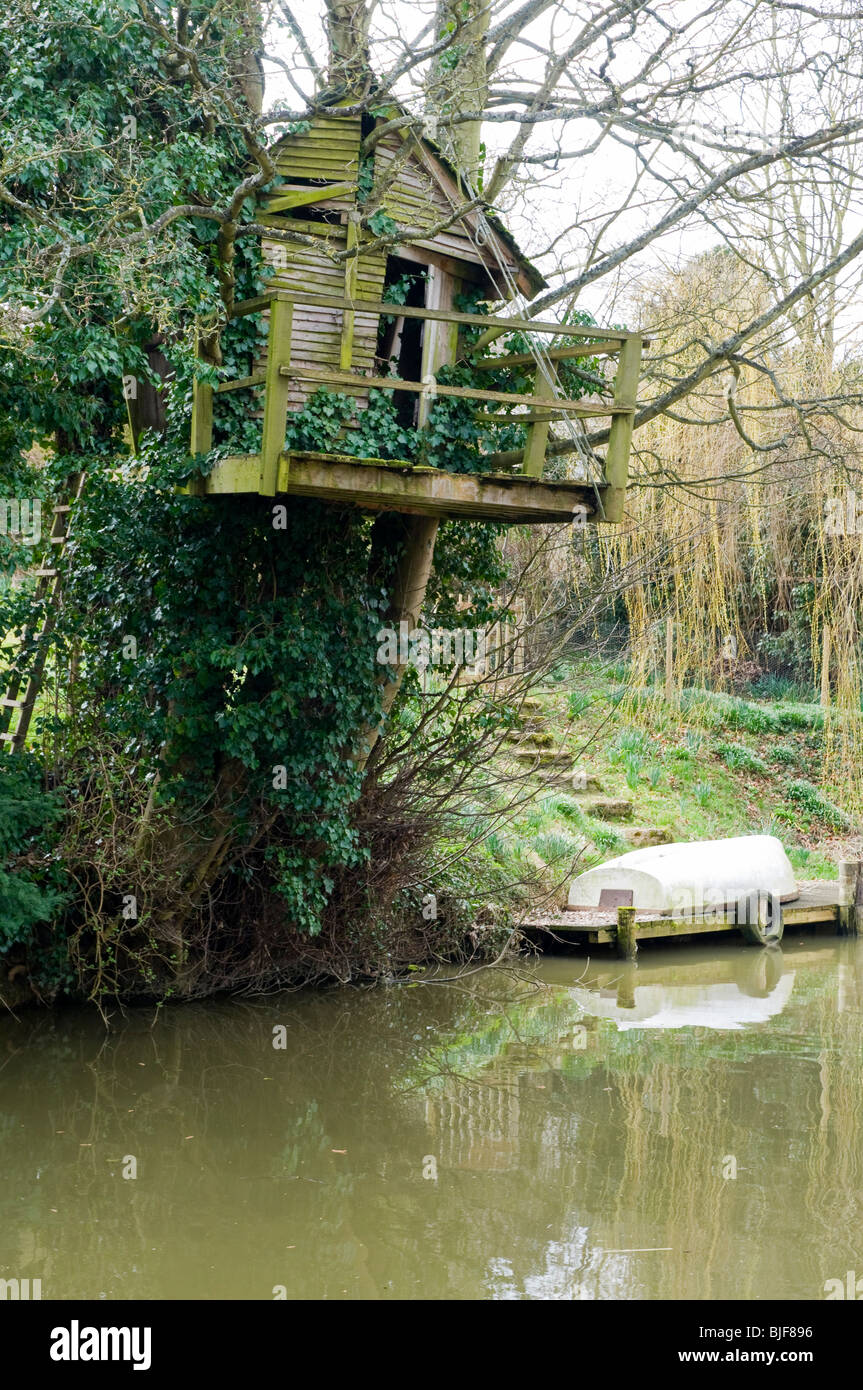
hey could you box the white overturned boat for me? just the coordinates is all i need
[568,834,797,945]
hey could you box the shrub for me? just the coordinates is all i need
[716,742,767,774]
[784,779,851,830]
[0,754,69,962]
[770,744,801,767]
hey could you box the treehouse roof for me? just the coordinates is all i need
[265,106,546,300]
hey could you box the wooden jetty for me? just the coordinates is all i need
[525,878,855,952]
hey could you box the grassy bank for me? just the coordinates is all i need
[470,659,859,915]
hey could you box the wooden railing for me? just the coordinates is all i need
[190,289,643,521]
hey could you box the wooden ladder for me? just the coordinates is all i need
[0,472,84,754]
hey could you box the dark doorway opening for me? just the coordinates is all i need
[376,256,427,427]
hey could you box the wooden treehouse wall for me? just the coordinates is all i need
[258,114,383,412]
[254,112,525,412]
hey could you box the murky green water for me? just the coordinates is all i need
[2,935,862,1300]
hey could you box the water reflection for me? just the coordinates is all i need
[1,937,861,1300]
[545,949,793,1028]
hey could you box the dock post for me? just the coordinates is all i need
[616,905,638,959]
[838,860,860,936]
[616,963,637,1008]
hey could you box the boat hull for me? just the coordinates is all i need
[568,834,798,916]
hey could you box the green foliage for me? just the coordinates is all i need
[53,451,386,926]
[716,741,768,773]
[367,210,399,239]
[693,781,713,806]
[611,727,650,761]
[623,752,644,788]
[568,691,593,718]
[284,388,355,453]
[682,689,824,735]
[771,743,803,767]
[0,0,258,458]
[342,390,419,461]
[0,754,68,949]
[784,779,850,830]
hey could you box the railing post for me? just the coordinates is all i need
[522,365,554,477]
[190,321,214,459]
[340,216,359,370]
[602,335,641,522]
[259,296,294,497]
[187,327,214,497]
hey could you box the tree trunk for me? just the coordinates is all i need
[324,1,373,94]
[429,0,490,185]
[359,513,440,768]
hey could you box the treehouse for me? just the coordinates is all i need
[191,109,645,526]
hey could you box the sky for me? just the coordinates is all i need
[261,1,863,351]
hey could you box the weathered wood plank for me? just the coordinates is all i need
[202,451,604,523]
[263,182,358,213]
[279,364,632,416]
[340,218,359,370]
[522,368,554,478]
[259,298,294,496]
[602,334,642,522]
[473,343,623,368]
[214,371,266,394]
[232,289,638,340]
[190,378,213,454]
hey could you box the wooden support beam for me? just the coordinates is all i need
[259,298,294,497]
[522,367,554,478]
[278,364,631,417]
[472,342,623,369]
[601,334,642,522]
[214,371,266,394]
[263,182,357,213]
[203,451,604,524]
[190,377,213,454]
[340,218,359,371]
[233,289,639,341]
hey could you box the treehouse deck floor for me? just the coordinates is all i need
[525,880,843,946]
[202,451,605,523]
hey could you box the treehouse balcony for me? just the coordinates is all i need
[190,288,645,526]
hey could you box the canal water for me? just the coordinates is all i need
[1,936,861,1300]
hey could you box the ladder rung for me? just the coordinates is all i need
[0,732,16,741]
[49,535,66,544]
[35,569,57,578]
[1,698,23,708]
[52,505,72,513]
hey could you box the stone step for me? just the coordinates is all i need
[507,731,554,748]
[621,825,673,848]
[512,750,574,770]
[582,796,633,821]
[545,772,603,793]
[515,721,548,738]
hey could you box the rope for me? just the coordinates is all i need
[437,141,608,516]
